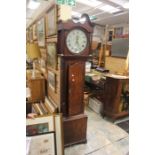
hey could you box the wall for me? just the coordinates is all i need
[92,25,105,42]
[108,23,129,35]
[27,4,72,111]
[91,23,129,73]
[104,23,129,75]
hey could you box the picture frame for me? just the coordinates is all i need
[47,42,57,69]
[37,17,45,47]
[26,132,56,155]
[26,114,64,155]
[48,71,56,91]
[40,58,46,72]
[26,30,29,42]
[32,23,37,40]
[44,97,57,114]
[26,115,54,136]
[54,114,64,155]
[46,6,57,36]
[29,26,33,42]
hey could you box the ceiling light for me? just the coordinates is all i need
[76,0,102,7]
[99,5,120,13]
[110,0,126,6]
[110,0,129,9]
[27,0,40,10]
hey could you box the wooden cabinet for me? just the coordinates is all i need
[27,73,45,103]
[101,75,129,120]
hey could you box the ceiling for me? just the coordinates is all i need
[26,0,129,27]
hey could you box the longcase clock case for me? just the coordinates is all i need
[57,15,94,146]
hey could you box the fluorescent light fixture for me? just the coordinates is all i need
[110,0,126,6]
[99,5,120,13]
[110,0,129,9]
[76,0,102,7]
[72,11,81,18]
[27,0,40,10]
[123,2,129,9]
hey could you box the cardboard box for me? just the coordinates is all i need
[88,97,103,114]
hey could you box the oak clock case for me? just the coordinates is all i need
[57,15,94,146]
[57,16,93,56]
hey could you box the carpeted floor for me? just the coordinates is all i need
[116,120,129,133]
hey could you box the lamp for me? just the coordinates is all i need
[26,43,41,78]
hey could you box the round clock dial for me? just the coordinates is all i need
[66,29,88,54]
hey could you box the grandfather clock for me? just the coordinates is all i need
[57,14,94,146]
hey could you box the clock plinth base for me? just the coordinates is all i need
[63,114,87,147]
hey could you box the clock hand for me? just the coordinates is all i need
[77,36,80,46]
[75,36,79,47]
[76,36,78,43]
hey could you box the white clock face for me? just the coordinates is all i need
[66,29,87,54]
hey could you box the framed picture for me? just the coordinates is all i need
[54,114,64,155]
[29,27,33,42]
[26,30,29,42]
[40,59,46,72]
[47,43,57,69]
[26,115,54,136]
[44,97,57,114]
[26,114,64,155]
[46,6,57,36]
[48,71,56,91]
[37,17,45,47]
[32,23,37,40]
[26,132,56,155]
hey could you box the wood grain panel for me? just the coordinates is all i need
[63,114,87,146]
[68,62,85,115]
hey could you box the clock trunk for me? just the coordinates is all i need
[60,56,88,146]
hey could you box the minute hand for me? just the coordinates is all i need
[76,36,80,46]
[75,36,79,46]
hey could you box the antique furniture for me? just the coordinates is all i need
[26,70,45,103]
[100,74,129,120]
[57,14,94,146]
[85,71,129,120]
